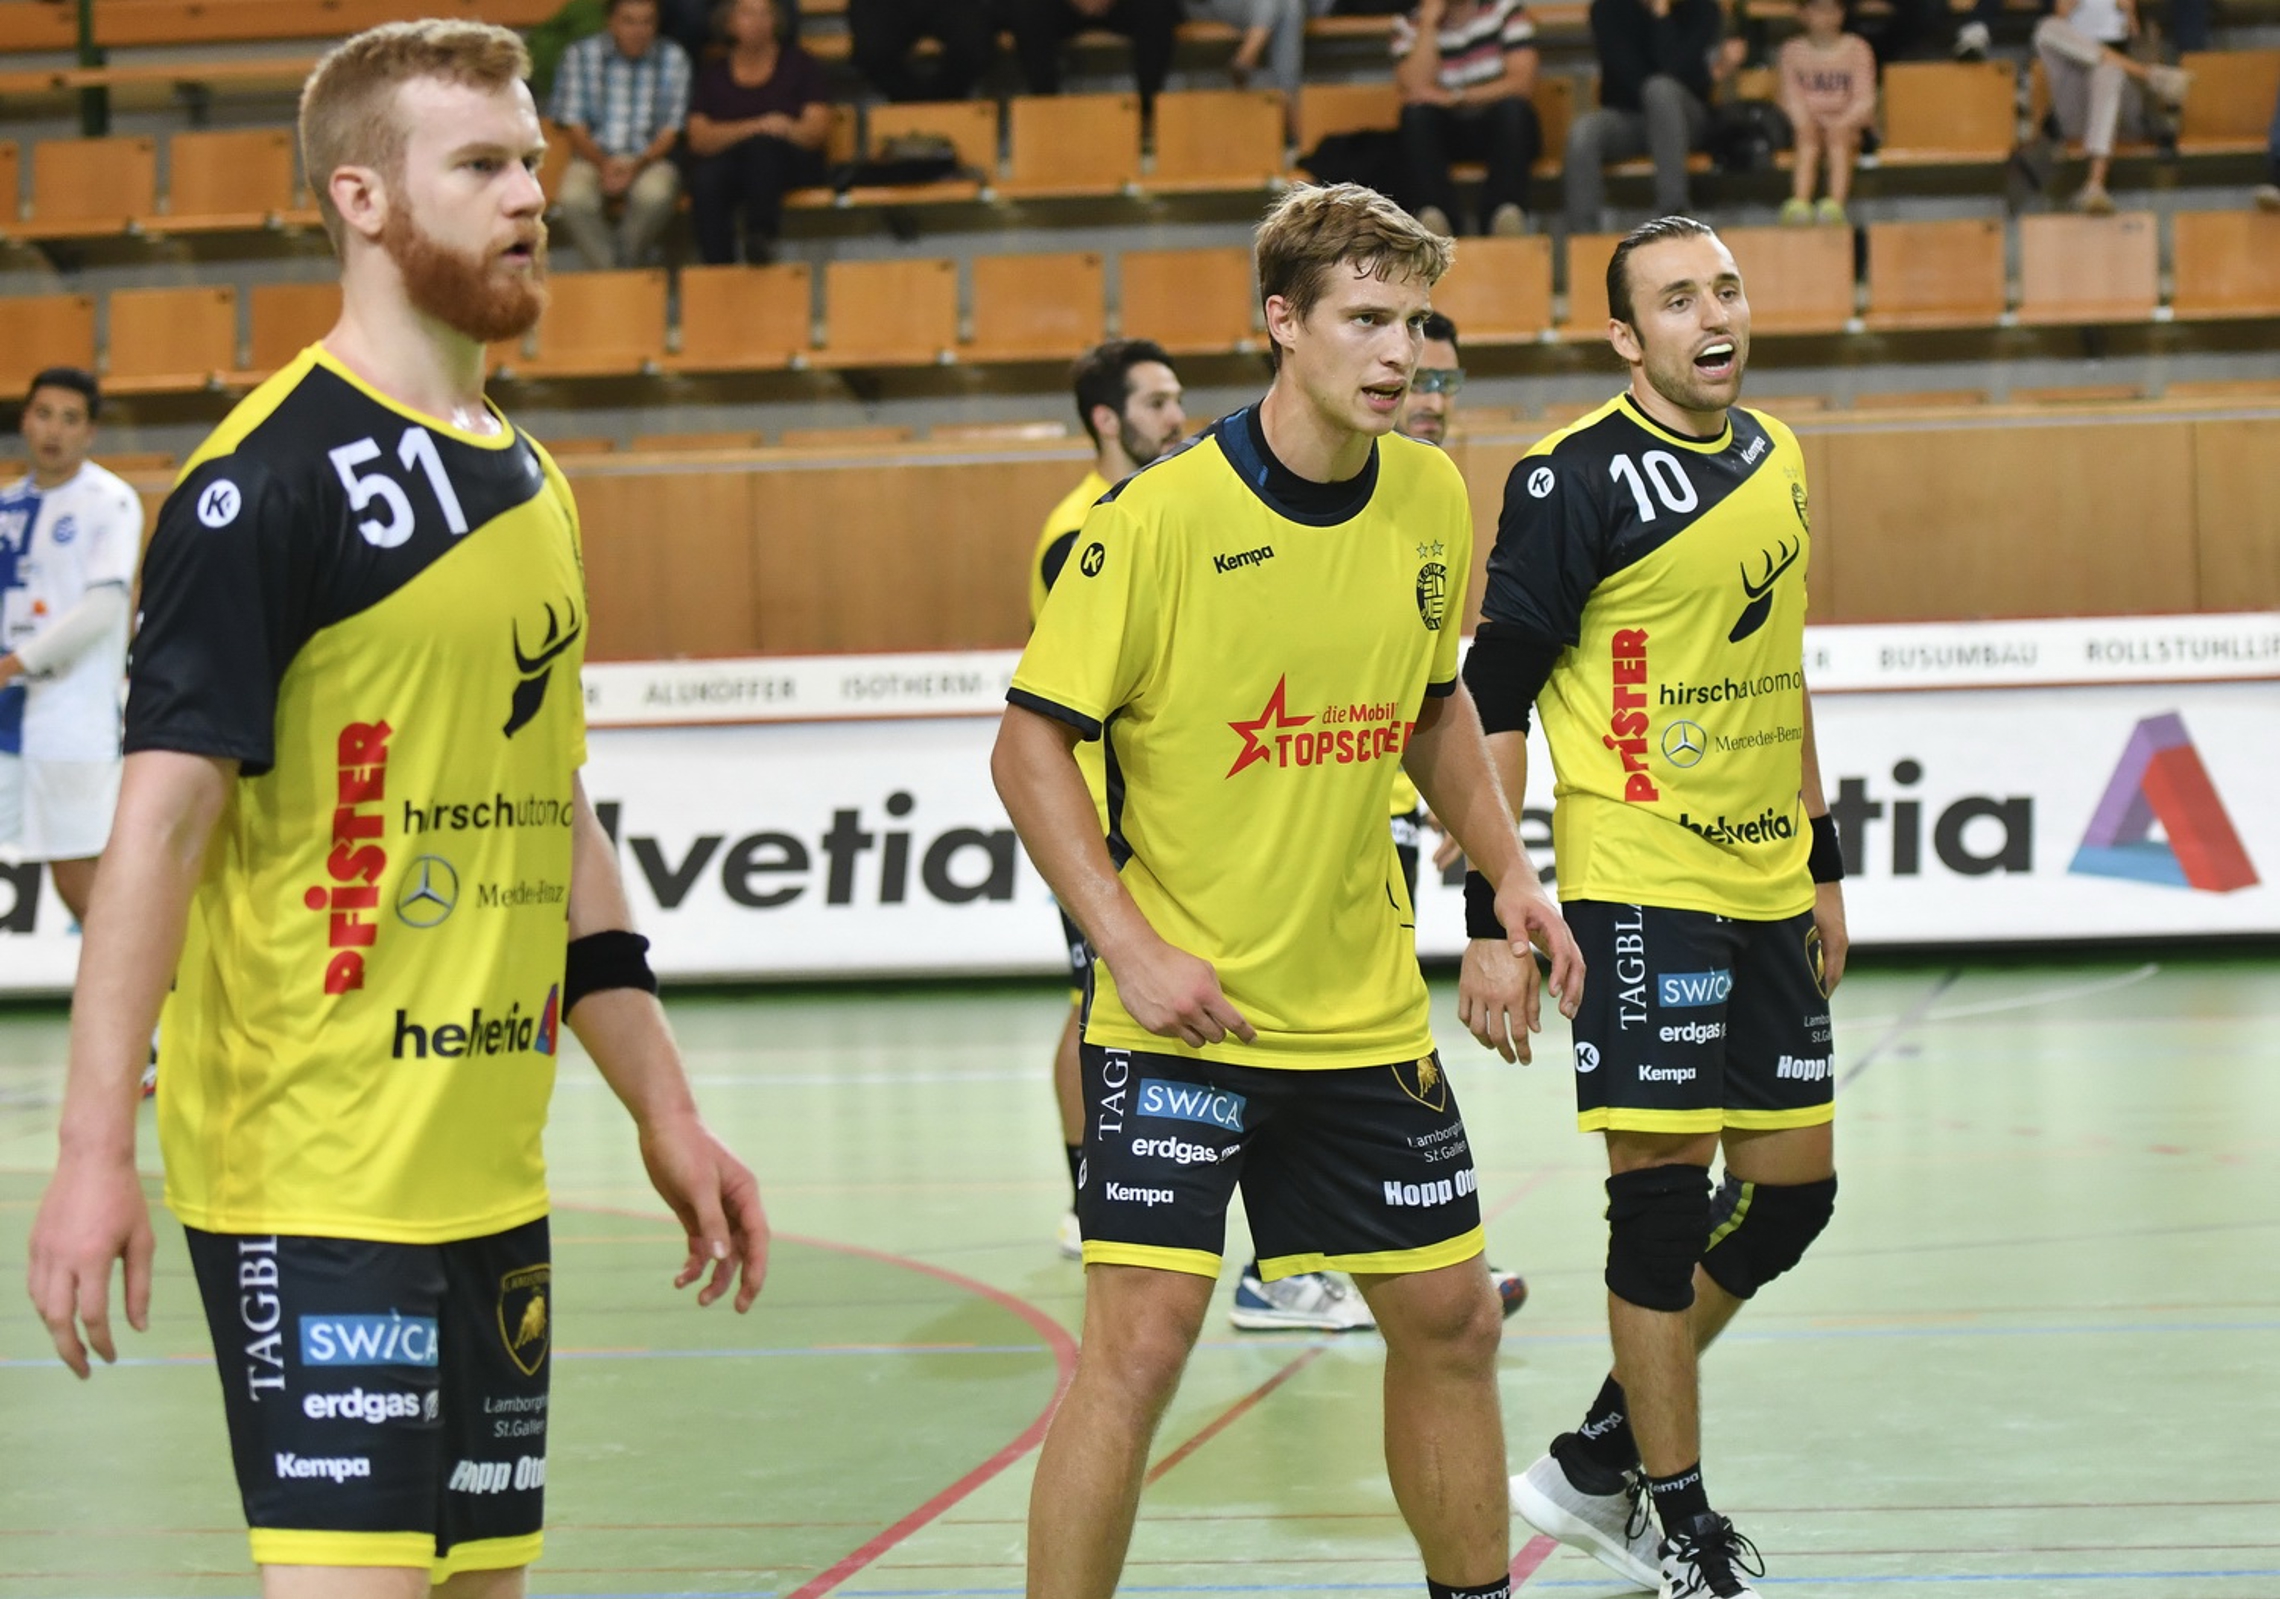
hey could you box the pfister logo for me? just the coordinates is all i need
[1657,969,1733,1008]
[301,1313,440,1368]
[1136,1078,1246,1132]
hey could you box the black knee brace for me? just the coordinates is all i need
[1603,1165,1712,1312]
[1699,1174,1837,1300]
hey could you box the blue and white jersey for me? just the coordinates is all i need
[2,461,141,760]
[0,482,38,756]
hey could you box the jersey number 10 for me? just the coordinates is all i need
[330,426,471,549]
[1608,451,1699,523]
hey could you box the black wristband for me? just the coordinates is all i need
[564,929,659,1014]
[1808,813,1844,884]
[1464,870,1509,940]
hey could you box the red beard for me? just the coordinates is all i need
[381,206,548,345]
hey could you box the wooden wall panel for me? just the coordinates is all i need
[572,471,759,660]
[2192,420,2280,608]
[1794,428,1836,624]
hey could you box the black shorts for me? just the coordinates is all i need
[1058,907,1094,1003]
[184,1217,551,1575]
[1076,1044,1486,1281]
[1564,900,1834,1135]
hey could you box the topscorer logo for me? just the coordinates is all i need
[1136,1078,1246,1132]
[2070,712,2259,893]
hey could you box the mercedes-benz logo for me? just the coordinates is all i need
[395,855,459,928]
[1661,719,1706,767]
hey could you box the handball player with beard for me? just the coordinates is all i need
[26,23,767,1595]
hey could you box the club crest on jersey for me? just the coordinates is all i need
[1392,1054,1448,1112]
[1416,563,1449,631]
[497,1264,552,1376]
[1790,480,1810,534]
[505,595,582,739]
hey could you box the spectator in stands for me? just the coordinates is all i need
[687,0,830,263]
[1189,0,1335,94]
[550,0,693,268]
[1777,0,1876,225]
[2259,85,2280,211]
[850,0,999,101]
[1397,310,1464,444]
[1561,0,1721,232]
[1394,0,1543,236]
[1007,0,1180,111]
[2033,0,2188,215]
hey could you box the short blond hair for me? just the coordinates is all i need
[300,19,532,250]
[1255,183,1452,365]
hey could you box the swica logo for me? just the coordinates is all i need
[2070,713,2258,893]
[1137,1079,1246,1132]
[1657,969,1733,1008]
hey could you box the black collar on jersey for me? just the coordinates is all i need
[1213,404,1380,527]
[1620,392,1731,450]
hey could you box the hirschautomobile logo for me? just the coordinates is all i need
[395,855,458,928]
[2070,712,2258,892]
[1728,538,1800,643]
[1660,719,1705,767]
[505,595,582,738]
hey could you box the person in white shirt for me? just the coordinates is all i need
[0,368,141,923]
[2033,0,2188,214]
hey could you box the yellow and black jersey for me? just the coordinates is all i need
[1032,469,1113,834]
[1010,406,1469,1067]
[126,344,587,1244]
[1478,395,1813,920]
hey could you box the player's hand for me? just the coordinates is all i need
[1812,881,1849,994]
[25,1150,154,1379]
[1106,937,1256,1050]
[1458,937,1537,1063]
[1496,875,1584,1022]
[0,652,22,688]
[638,1113,769,1312]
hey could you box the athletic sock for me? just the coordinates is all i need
[1646,1462,1711,1540]
[1426,1577,1511,1599]
[1565,1373,1641,1477]
[1063,1144,1082,1202]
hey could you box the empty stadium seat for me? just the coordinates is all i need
[0,294,96,391]
[2016,212,2158,325]
[2170,210,2280,320]
[930,420,1071,444]
[90,0,558,49]
[1428,236,1554,343]
[520,269,668,377]
[2163,377,2280,402]
[630,430,770,452]
[819,258,958,366]
[1560,233,1624,334]
[1295,80,1400,153]
[245,282,340,376]
[1852,388,1989,409]
[1879,62,2018,165]
[1003,95,1142,198]
[670,263,813,373]
[20,136,157,238]
[2176,50,2280,155]
[1865,218,2008,330]
[105,285,236,392]
[1722,227,1855,334]
[780,424,916,448]
[969,252,1106,361]
[160,128,299,231]
[1120,247,1257,354]
[1151,90,1285,192]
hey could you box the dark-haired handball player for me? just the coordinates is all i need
[1459,216,1846,1599]
[25,22,766,1596]
[996,181,1583,1599]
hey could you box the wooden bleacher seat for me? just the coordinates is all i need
[1294,80,1400,156]
[629,430,769,452]
[1865,217,2007,330]
[779,424,916,449]
[1754,394,1830,415]
[787,104,860,207]
[1003,95,1142,198]
[1120,246,1256,354]
[2015,212,2158,325]
[2170,210,2280,320]
[0,144,18,227]
[1878,62,2017,165]
[1428,236,1553,343]
[2009,382,2143,405]
[158,128,302,233]
[1151,90,1286,192]
[1560,232,1624,335]
[18,136,157,239]
[538,122,573,204]
[540,436,617,455]
[1532,76,1576,177]
[0,5,79,51]
[1722,227,1855,333]
[104,285,237,393]
[669,263,812,373]
[519,269,668,377]
[2176,50,2280,156]
[1852,388,1989,409]
[245,283,340,376]
[90,0,558,49]
[930,420,1071,444]
[858,100,997,202]
[96,450,179,474]
[969,251,1106,362]
[818,258,957,367]
[0,294,97,391]
[2162,377,2280,403]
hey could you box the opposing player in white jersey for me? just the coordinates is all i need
[0,368,141,924]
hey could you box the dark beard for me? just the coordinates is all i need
[1120,414,1169,469]
[381,207,548,345]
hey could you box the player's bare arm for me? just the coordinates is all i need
[564,776,769,1311]
[991,703,1255,1050]
[1800,684,1847,991]
[26,749,233,1376]
[1450,724,1554,1062]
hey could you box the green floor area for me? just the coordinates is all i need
[3,954,2276,1597]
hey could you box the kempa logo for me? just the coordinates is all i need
[1657,969,1732,1008]
[1776,1054,1832,1081]
[1105,1181,1174,1206]
[275,1453,370,1484]
[2070,712,2259,893]
[1639,1064,1698,1083]
[1130,1136,1222,1166]
[301,1387,433,1425]
[1383,1169,1476,1208]
[1213,544,1275,574]
[1573,1041,1601,1073]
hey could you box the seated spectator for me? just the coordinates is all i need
[2033,0,2188,214]
[1394,0,1542,236]
[1562,0,1721,233]
[687,0,830,263]
[851,0,997,101]
[1188,0,1335,95]
[1007,0,1180,111]
[1777,0,1876,225]
[2259,82,2279,211]
[551,0,692,268]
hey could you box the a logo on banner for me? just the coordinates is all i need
[2069,713,2258,893]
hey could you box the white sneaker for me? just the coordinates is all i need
[1658,1512,1764,1599]
[1954,19,1990,58]
[1228,1267,1376,1331]
[1056,1211,1083,1260]
[1509,1443,1659,1591]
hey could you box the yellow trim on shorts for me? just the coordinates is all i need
[250,1529,435,1569]
[1579,1107,1728,1134]
[1081,1241,1222,1278]
[1256,1225,1485,1283]
[1723,1103,1836,1131]
[433,1531,544,1580]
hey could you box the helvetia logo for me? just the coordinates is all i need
[2069,713,2258,893]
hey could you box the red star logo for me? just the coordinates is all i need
[1227,675,1313,777]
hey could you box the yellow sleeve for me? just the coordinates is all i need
[1009,494,1159,736]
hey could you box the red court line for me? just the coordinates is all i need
[1510,1534,1559,1587]
[1485,1168,1558,1224]
[1144,1344,1329,1486]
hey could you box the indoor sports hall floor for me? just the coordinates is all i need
[2,953,2275,1599]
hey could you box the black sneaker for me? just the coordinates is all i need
[1658,1512,1764,1599]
